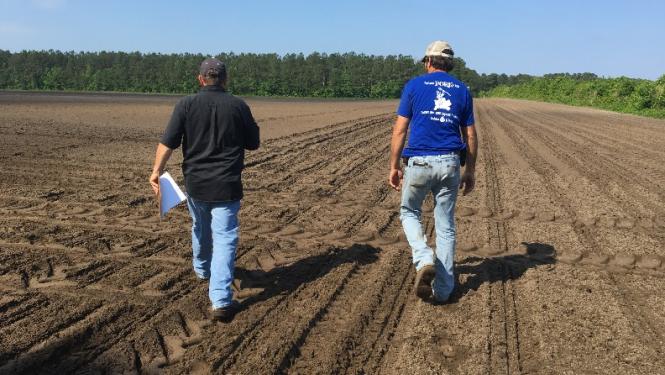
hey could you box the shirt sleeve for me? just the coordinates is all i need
[396,80,413,118]
[160,98,187,149]
[461,89,475,127]
[240,102,260,150]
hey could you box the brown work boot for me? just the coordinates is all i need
[211,301,240,323]
[414,264,435,300]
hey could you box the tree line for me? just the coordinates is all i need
[0,49,528,98]
[484,74,665,118]
[6,49,660,117]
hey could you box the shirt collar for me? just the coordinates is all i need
[200,85,226,92]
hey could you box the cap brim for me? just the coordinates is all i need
[422,54,454,62]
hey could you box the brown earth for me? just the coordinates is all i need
[0,92,664,374]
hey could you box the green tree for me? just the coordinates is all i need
[42,66,65,90]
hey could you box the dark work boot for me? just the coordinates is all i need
[211,301,240,323]
[414,264,435,300]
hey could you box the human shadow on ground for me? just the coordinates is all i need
[444,242,557,304]
[234,243,380,310]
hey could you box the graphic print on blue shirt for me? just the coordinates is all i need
[396,71,474,158]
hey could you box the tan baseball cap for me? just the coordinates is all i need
[422,40,454,61]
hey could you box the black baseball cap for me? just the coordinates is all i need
[199,58,226,77]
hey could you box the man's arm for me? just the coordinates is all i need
[150,99,185,195]
[245,123,260,150]
[459,124,477,195]
[149,143,174,195]
[388,115,410,191]
[241,103,260,150]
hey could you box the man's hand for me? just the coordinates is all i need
[459,169,475,196]
[388,167,403,191]
[460,125,477,196]
[149,171,161,195]
[150,143,174,196]
[389,116,409,192]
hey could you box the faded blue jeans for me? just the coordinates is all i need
[400,153,461,301]
[187,197,240,309]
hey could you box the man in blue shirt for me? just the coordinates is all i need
[388,41,478,303]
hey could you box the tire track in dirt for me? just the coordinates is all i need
[491,98,664,144]
[515,106,665,176]
[377,102,526,375]
[0,95,404,373]
[200,115,412,374]
[3,95,665,373]
[213,255,362,373]
[246,116,392,193]
[495,105,665,216]
[0,238,208,373]
[13,280,207,373]
[495,101,665,162]
[245,114,391,171]
[240,114,399,246]
[281,245,412,374]
[491,105,665,254]
[100,113,400,369]
[484,102,665,360]
[476,103,522,375]
[151,108,410,369]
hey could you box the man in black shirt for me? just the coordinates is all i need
[150,58,260,322]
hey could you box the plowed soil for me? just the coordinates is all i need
[1,93,664,374]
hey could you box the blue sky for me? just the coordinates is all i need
[1,0,664,79]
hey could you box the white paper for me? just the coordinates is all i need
[159,172,186,218]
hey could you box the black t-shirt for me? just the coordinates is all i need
[160,85,260,202]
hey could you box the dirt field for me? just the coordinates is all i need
[1,92,664,374]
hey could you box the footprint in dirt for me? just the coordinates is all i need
[457,206,476,217]
[143,318,210,372]
[233,277,265,299]
[400,333,459,362]
[189,360,213,374]
[28,261,77,289]
[40,189,64,201]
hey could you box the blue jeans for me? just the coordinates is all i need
[187,197,240,309]
[400,153,460,301]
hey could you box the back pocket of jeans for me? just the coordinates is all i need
[407,167,428,187]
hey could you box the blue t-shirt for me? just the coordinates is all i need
[397,71,474,157]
